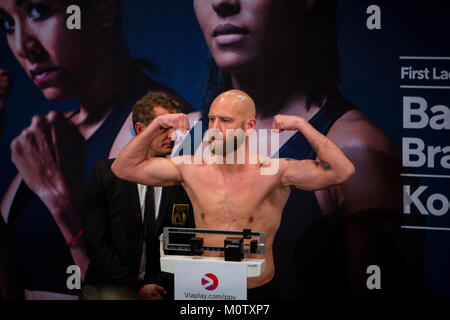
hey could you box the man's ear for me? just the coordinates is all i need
[94,0,120,28]
[134,122,146,135]
[247,118,256,130]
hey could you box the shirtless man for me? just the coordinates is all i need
[111,90,355,289]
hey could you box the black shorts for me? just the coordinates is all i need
[247,280,276,300]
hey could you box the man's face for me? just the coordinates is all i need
[144,105,177,157]
[207,96,247,154]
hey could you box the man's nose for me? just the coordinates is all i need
[210,119,222,131]
[212,0,240,17]
[167,128,180,144]
[167,128,176,140]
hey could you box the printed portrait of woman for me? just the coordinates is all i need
[193,0,409,299]
[0,0,191,299]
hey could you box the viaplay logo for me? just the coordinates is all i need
[201,273,219,291]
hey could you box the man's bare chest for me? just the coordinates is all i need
[184,166,279,212]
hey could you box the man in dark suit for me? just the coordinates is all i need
[82,91,194,300]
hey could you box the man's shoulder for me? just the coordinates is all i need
[92,158,116,172]
[171,155,200,167]
[90,159,124,183]
[89,159,135,191]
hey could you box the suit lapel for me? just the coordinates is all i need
[154,186,174,234]
[124,180,143,228]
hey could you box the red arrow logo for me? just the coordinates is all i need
[201,273,219,291]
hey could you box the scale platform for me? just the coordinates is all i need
[159,227,266,278]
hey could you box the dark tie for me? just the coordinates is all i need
[143,186,159,280]
[143,186,156,243]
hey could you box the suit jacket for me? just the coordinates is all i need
[82,159,194,299]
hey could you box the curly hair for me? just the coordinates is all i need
[132,91,181,126]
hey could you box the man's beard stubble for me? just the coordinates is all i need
[208,128,246,156]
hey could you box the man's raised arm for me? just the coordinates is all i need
[111,113,190,186]
[273,115,355,191]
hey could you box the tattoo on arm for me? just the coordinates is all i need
[313,146,319,155]
[314,159,332,171]
[313,145,332,170]
[320,160,332,171]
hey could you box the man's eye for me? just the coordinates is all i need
[28,4,50,20]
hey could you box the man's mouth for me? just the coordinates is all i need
[164,141,175,148]
[209,137,223,143]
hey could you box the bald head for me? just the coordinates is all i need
[210,90,256,121]
[208,90,256,155]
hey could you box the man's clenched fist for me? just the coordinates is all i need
[271,114,306,132]
[157,113,190,131]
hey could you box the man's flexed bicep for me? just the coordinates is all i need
[131,157,183,186]
[111,113,189,186]
[273,114,355,191]
[280,158,347,191]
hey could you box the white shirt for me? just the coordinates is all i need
[137,184,163,281]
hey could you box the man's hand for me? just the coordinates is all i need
[157,113,190,131]
[136,284,166,300]
[272,114,305,132]
[155,113,190,143]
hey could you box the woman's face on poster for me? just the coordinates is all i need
[194,0,306,74]
[0,0,100,101]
